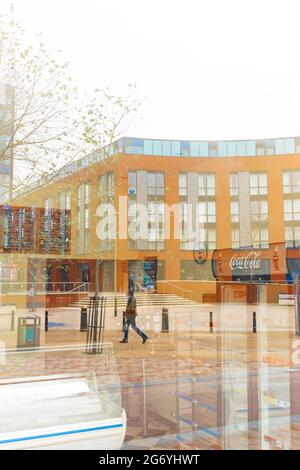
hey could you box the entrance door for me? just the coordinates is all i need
[79,263,90,283]
[128,260,158,291]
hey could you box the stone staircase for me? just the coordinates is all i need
[69,292,200,309]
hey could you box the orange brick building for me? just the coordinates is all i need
[13,136,300,303]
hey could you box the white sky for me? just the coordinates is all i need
[3,0,300,141]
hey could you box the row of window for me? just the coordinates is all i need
[122,137,300,157]
[42,170,300,212]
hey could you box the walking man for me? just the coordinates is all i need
[120,290,148,344]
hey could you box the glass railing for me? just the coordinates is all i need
[12,135,300,200]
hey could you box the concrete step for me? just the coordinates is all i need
[68,292,200,309]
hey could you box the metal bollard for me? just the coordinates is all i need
[45,311,48,332]
[10,309,15,332]
[209,312,213,333]
[253,311,256,333]
[80,307,88,332]
[162,307,169,332]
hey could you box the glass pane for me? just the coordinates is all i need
[218,142,227,157]
[246,140,256,156]
[275,139,285,154]
[162,141,171,156]
[285,138,295,153]
[236,141,246,156]
[199,142,209,156]
[227,141,237,156]
[144,140,153,155]
[207,174,215,188]
[190,142,199,156]
[153,140,162,155]
[171,141,181,156]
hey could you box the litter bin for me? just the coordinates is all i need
[162,307,169,332]
[17,316,41,349]
[80,307,88,332]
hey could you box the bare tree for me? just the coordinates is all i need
[0,5,87,196]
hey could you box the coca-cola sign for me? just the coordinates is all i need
[230,252,262,271]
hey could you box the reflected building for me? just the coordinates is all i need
[10,135,300,305]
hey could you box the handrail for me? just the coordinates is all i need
[0,282,90,295]
[158,280,193,300]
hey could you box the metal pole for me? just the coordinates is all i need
[253,311,257,333]
[10,309,15,331]
[45,311,48,332]
[209,311,213,333]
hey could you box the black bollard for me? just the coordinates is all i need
[80,307,88,332]
[162,307,169,332]
[45,310,48,332]
[10,309,15,332]
[253,311,256,333]
[209,312,213,333]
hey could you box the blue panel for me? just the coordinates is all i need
[180,141,190,156]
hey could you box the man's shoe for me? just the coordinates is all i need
[142,336,148,344]
[119,340,128,343]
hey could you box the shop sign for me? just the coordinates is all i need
[230,252,262,271]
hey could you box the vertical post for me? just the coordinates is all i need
[114,294,117,317]
[45,310,48,332]
[253,311,257,333]
[10,309,15,332]
[209,311,213,333]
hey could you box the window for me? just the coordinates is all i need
[128,171,137,196]
[77,182,91,253]
[198,201,216,223]
[179,174,187,196]
[232,228,240,249]
[230,174,239,196]
[250,200,268,222]
[231,201,239,223]
[285,226,300,248]
[147,202,165,250]
[284,199,300,221]
[99,173,114,202]
[59,190,71,211]
[251,227,269,248]
[198,174,215,196]
[283,170,300,194]
[250,173,267,195]
[147,172,164,196]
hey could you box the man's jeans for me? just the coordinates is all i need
[123,315,147,341]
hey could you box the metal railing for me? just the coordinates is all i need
[158,281,193,301]
[0,282,90,295]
